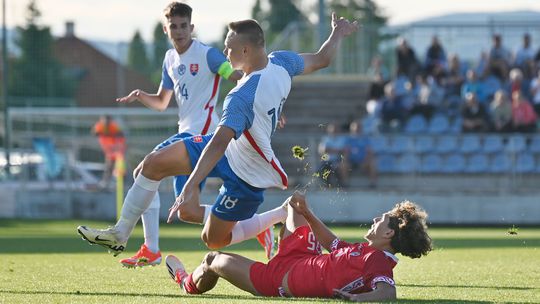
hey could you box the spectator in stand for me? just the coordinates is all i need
[529,69,540,116]
[345,121,377,188]
[410,75,442,120]
[441,54,465,114]
[511,90,538,133]
[482,72,503,104]
[490,90,513,133]
[514,33,534,71]
[488,34,511,81]
[424,36,447,77]
[475,51,489,77]
[462,92,490,132]
[381,83,407,131]
[92,115,126,189]
[396,37,419,81]
[461,69,485,103]
[367,55,390,82]
[318,123,348,187]
[368,72,386,101]
[508,68,530,100]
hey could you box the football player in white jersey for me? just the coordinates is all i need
[77,12,358,256]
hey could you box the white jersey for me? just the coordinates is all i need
[161,39,228,135]
[220,51,304,189]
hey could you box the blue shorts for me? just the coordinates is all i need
[182,133,265,221]
[153,132,197,197]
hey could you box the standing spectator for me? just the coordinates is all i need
[396,37,419,81]
[346,121,377,188]
[514,33,534,70]
[488,34,511,80]
[424,36,447,76]
[92,115,126,189]
[529,69,540,116]
[367,55,390,82]
[462,93,489,132]
[511,91,537,133]
[490,90,512,132]
[441,54,465,113]
[318,123,348,187]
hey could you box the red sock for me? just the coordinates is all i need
[183,273,203,294]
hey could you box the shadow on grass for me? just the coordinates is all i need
[401,283,537,291]
[1,236,539,254]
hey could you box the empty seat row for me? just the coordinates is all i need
[369,134,540,155]
[363,114,463,135]
[376,152,540,174]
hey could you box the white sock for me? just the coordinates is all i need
[202,205,212,224]
[141,192,160,253]
[229,204,287,245]
[115,174,160,242]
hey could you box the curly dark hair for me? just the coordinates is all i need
[387,201,432,259]
[163,2,192,20]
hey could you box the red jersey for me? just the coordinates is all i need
[287,234,398,297]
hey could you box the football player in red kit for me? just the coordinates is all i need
[165,191,432,301]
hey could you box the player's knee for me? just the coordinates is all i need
[202,251,219,269]
[140,152,166,180]
[201,232,228,250]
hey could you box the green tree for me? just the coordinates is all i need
[267,0,303,33]
[150,22,169,84]
[8,0,75,99]
[127,30,150,76]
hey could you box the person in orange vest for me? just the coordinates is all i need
[92,115,126,189]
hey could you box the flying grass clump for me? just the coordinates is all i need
[292,145,308,160]
[507,225,519,235]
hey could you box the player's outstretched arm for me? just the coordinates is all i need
[289,191,338,251]
[333,282,397,302]
[116,85,174,112]
[300,12,359,75]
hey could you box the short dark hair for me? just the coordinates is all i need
[388,201,432,259]
[228,19,265,47]
[163,2,192,20]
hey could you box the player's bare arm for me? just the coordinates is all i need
[116,85,174,111]
[167,125,236,223]
[300,12,359,75]
[289,191,338,251]
[333,282,397,302]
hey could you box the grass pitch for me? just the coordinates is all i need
[0,220,539,303]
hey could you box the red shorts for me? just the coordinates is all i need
[249,226,319,296]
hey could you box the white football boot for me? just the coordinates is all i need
[77,225,127,256]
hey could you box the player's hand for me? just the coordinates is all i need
[277,114,287,129]
[288,190,309,215]
[331,12,359,38]
[333,289,359,301]
[167,185,200,223]
[116,89,140,104]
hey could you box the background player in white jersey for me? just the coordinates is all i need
[77,12,358,256]
[105,2,246,267]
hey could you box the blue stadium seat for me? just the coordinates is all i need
[435,136,458,154]
[515,153,535,173]
[370,136,388,154]
[427,114,450,134]
[441,154,465,173]
[388,135,414,154]
[376,154,396,173]
[465,153,489,173]
[395,153,419,173]
[414,136,434,154]
[404,115,427,134]
[419,154,442,173]
[361,116,379,135]
[482,135,504,154]
[459,135,481,154]
[529,135,540,154]
[32,137,65,179]
[505,135,526,153]
[449,117,463,134]
[489,154,512,173]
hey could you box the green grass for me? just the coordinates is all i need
[0,220,539,303]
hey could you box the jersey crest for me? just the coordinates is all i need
[178,64,186,75]
[190,64,199,76]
